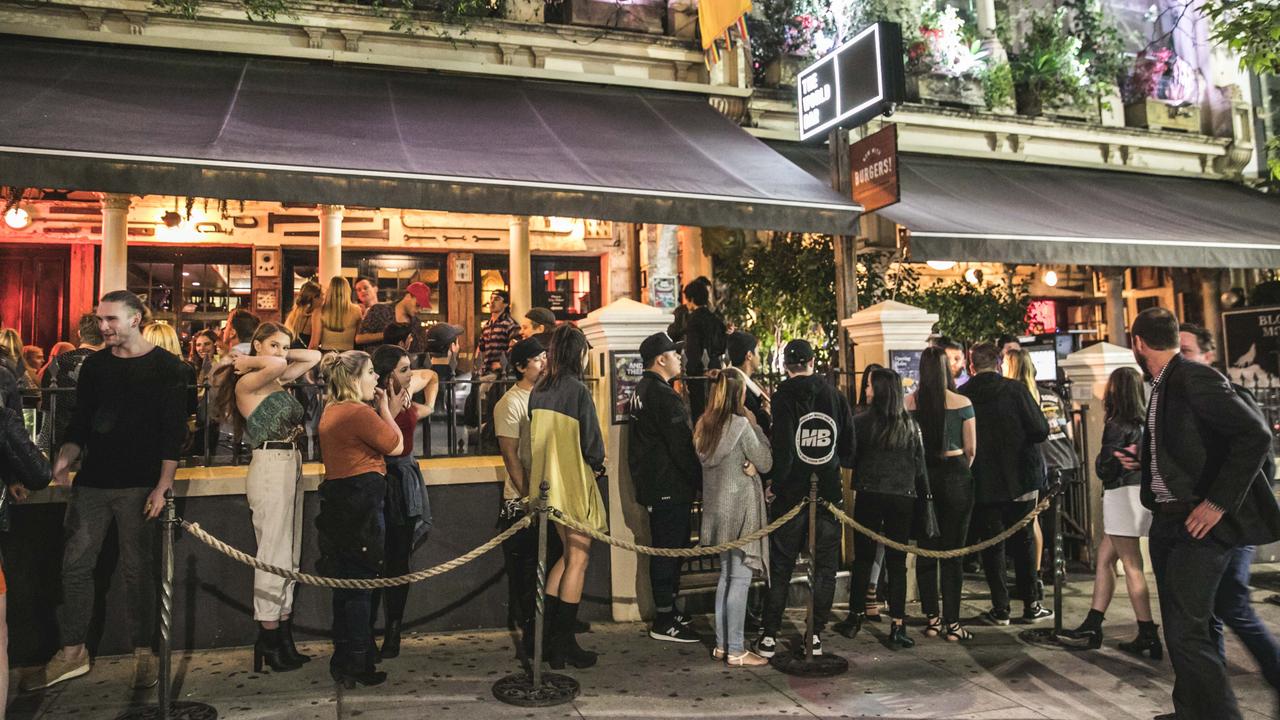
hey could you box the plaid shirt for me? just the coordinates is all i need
[477,312,518,370]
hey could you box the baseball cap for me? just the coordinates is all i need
[510,337,546,369]
[526,307,557,329]
[639,331,683,366]
[426,323,463,353]
[405,282,432,308]
[726,331,758,367]
[783,339,814,365]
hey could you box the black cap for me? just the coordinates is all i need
[640,331,683,366]
[426,323,464,353]
[726,331,758,367]
[783,339,814,365]
[525,307,557,329]
[510,337,546,369]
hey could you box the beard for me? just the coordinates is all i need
[1133,350,1152,381]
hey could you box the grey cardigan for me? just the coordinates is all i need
[699,415,773,578]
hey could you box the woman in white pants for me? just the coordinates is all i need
[212,322,320,672]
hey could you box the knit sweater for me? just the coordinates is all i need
[699,415,772,578]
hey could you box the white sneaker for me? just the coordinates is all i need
[809,634,823,656]
[20,648,90,692]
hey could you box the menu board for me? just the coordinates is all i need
[610,351,646,425]
[888,349,922,391]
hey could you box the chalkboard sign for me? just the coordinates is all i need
[546,291,568,313]
[888,349,922,391]
[1223,305,1280,386]
[610,351,646,425]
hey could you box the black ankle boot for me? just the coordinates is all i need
[541,596,561,660]
[547,601,597,670]
[381,619,402,659]
[254,627,303,673]
[1063,609,1105,649]
[834,612,864,639]
[887,622,915,649]
[1118,621,1162,661]
[330,649,387,688]
[280,618,311,664]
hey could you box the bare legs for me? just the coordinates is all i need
[547,525,592,602]
[1088,534,1153,622]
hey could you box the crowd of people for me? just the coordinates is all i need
[0,276,1278,720]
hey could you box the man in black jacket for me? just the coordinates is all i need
[959,341,1052,625]
[1179,322,1280,705]
[727,330,771,434]
[681,280,726,421]
[756,340,854,659]
[629,331,701,643]
[1119,308,1279,720]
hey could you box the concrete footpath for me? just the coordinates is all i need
[8,569,1280,720]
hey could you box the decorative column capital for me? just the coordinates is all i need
[319,204,345,216]
[101,193,132,211]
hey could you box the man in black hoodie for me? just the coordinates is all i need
[681,280,727,420]
[960,341,1052,625]
[756,339,855,659]
[629,331,701,643]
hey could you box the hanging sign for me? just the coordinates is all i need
[796,21,906,141]
[1223,305,1280,386]
[850,124,899,212]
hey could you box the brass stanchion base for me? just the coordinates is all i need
[770,650,849,677]
[492,671,580,706]
[114,701,219,719]
[1017,628,1091,652]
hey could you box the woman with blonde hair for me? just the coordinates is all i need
[309,277,363,352]
[316,350,401,687]
[286,280,323,349]
[529,324,604,669]
[143,323,198,417]
[211,322,320,672]
[695,366,771,667]
[0,328,27,403]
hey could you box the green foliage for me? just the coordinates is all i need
[705,229,838,361]
[981,60,1014,110]
[899,277,1031,342]
[1060,0,1127,98]
[856,250,919,308]
[1009,6,1094,109]
[1202,0,1280,76]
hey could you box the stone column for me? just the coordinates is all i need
[1200,269,1223,354]
[1060,343,1141,550]
[99,194,131,295]
[1102,268,1128,347]
[976,0,1007,63]
[840,300,939,375]
[508,216,532,318]
[578,298,675,622]
[318,204,344,286]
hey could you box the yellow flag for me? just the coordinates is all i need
[698,0,752,54]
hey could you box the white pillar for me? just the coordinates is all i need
[1060,343,1141,550]
[840,300,939,376]
[99,193,131,294]
[578,298,676,622]
[976,0,1006,63]
[318,204,344,286]
[509,216,532,318]
[1102,268,1128,347]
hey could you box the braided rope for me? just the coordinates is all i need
[179,515,532,589]
[547,498,808,557]
[822,493,1054,559]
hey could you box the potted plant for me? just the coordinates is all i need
[904,0,990,109]
[748,0,836,88]
[1062,0,1127,125]
[1009,6,1093,118]
[1122,47,1204,132]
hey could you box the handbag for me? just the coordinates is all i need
[912,424,941,540]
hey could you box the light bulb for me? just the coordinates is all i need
[926,260,956,271]
[191,281,201,287]
[3,207,30,230]
[964,268,983,284]
[1043,270,1059,287]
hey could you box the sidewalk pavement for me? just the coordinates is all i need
[9,569,1280,720]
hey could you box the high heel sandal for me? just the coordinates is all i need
[923,615,942,638]
[945,623,973,642]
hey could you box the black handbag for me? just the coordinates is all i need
[912,425,940,540]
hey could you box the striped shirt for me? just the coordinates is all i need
[477,312,519,371]
[1147,358,1176,503]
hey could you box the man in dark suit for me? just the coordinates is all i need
[1121,308,1280,720]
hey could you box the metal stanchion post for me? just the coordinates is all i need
[771,476,847,677]
[1019,481,1081,651]
[492,481,579,706]
[115,492,217,720]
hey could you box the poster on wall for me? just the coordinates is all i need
[610,351,645,425]
[651,276,679,309]
[1222,305,1280,386]
[888,349,922,391]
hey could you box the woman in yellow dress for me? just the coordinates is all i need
[528,324,605,669]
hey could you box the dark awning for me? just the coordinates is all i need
[768,142,1280,268]
[0,37,858,234]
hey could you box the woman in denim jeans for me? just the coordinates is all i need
[696,368,772,667]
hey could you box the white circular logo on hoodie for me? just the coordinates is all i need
[794,412,837,466]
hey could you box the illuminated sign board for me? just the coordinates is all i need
[796,22,906,141]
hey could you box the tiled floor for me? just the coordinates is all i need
[9,572,1279,719]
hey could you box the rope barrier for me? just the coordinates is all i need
[821,490,1056,559]
[180,515,532,589]
[547,498,809,557]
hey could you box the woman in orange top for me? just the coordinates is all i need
[316,351,402,688]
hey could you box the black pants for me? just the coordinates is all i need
[763,501,841,636]
[917,457,974,624]
[317,473,386,669]
[371,522,415,629]
[1150,513,1241,720]
[500,512,565,629]
[851,491,914,618]
[976,498,1036,614]
[648,502,693,613]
